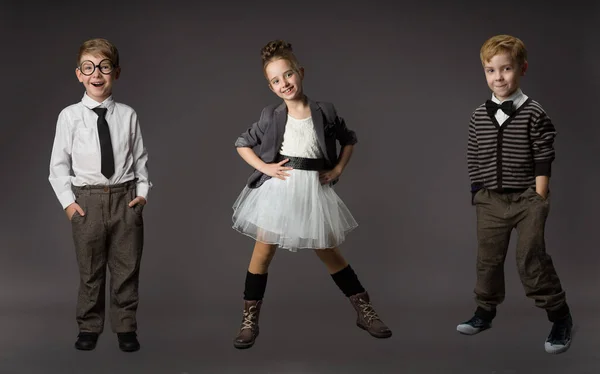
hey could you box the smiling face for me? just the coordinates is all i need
[75,53,120,103]
[483,52,527,101]
[265,58,304,102]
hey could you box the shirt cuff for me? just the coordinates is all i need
[58,190,76,210]
[136,182,150,201]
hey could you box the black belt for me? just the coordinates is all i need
[276,154,325,171]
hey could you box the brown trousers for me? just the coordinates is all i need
[473,187,569,322]
[70,180,144,333]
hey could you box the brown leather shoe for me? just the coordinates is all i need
[349,291,392,338]
[233,300,262,349]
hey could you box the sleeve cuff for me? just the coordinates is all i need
[342,137,358,146]
[470,182,484,192]
[339,131,358,146]
[535,162,552,177]
[470,183,484,206]
[136,183,151,201]
[235,137,251,147]
[58,191,76,210]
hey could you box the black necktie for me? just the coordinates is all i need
[92,107,115,179]
[485,100,514,117]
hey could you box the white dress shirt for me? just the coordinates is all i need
[491,88,528,126]
[49,93,152,209]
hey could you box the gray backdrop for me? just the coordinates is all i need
[1,1,599,373]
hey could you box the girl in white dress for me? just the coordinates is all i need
[232,40,391,349]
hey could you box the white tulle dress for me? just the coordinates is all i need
[232,115,357,252]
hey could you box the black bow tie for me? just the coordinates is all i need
[486,100,514,116]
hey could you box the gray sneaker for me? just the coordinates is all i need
[457,315,492,335]
[544,315,573,354]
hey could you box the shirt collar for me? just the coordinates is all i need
[81,92,115,114]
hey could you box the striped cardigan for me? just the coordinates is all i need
[467,98,557,192]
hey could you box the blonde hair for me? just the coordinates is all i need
[480,34,527,67]
[77,38,119,67]
[260,40,301,78]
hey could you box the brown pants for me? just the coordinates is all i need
[473,187,569,322]
[71,180,144,333]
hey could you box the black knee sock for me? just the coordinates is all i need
[243,271,268,301]
[331,265,365,297]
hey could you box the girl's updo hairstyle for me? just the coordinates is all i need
[261,40,301,78]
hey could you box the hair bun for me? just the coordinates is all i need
[261,40,293,63]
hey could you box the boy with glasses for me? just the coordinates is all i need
[49,38,152,352]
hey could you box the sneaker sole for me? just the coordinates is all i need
[544,340,571,354]
[456,324,491,335]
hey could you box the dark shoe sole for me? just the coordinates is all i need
[75,343,97,351]
[119,344,140,352]
[357,322,392,339]
[233,340,255,349]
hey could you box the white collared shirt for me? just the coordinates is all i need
[491,88,528,126]
[49,93,152,209]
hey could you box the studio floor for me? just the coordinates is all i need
[1,299,598,374]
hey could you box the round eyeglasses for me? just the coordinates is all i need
[78,59,115,76]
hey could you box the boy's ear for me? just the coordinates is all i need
[114,66,121,80]
[521,61,528,76]
[75,68,84,83]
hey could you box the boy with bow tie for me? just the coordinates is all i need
[456,34,573,354]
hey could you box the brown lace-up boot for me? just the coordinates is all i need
[349,292,392,338]
[233,300,262,349]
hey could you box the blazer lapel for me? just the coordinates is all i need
[308,99,329,162]
[273,101,287,154]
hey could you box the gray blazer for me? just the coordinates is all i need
[235,98,358,188]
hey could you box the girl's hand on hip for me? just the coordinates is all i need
[260,159,293,180]
[319,167,342,185]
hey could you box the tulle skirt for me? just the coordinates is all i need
[232,169,358,252]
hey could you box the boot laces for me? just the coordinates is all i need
[241,305,258,330]
[358,299,380,324]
